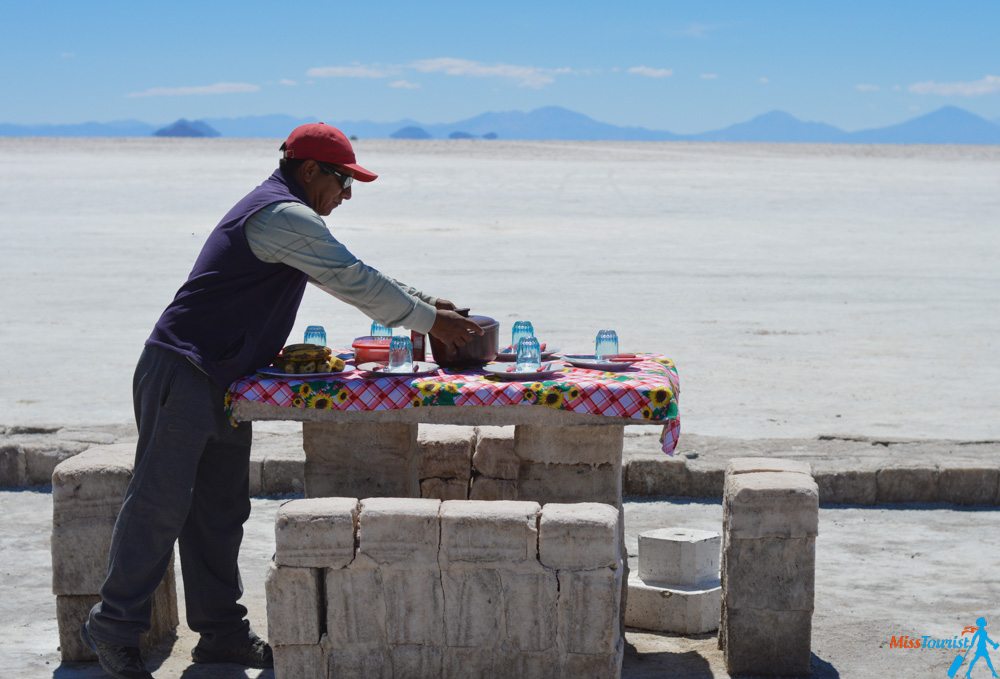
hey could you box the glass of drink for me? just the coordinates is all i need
[388,336,414,373]
[304,325,327,346]
[370,322,392,338]
[595,329,619,359]
[511,320,535,350]
[516,336,542,373]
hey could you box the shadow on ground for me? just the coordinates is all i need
[624,631,840,678]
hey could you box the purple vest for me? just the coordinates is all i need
[147,169,311,387]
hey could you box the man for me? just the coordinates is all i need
[82,123,482,679]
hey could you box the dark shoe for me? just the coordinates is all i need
[80,622,153,679]
[191,631,274,669]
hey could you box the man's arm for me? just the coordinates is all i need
[245,202,436,332]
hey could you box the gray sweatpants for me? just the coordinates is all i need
[88,345,253,648]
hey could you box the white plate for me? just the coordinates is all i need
[561,354,639,371]
[481,362,561,381]
[494,346,561,362]
[356,361,440,377]
[257,367,351,379]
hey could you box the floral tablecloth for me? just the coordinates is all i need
[227,353,681,454]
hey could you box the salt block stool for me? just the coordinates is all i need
[625,527,721,634]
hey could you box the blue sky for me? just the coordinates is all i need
[2,1,998,132]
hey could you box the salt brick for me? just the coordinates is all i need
[468,476,518,501]
[56,564,178,662]
[442,567,503,647]
[439,500,540,565]
[51,444,134,518]
[274,497,358,568]
[262,456,303,495]
[443,646,494,679]
[417,424,474,481]
[876,465,939,504]
[500,568,558,651]
[514,424,624,466]
[813,466,877,505]
[637,527,719,587]
[494,649,552,679]
[420,477,469,500]
[517,462,621,506]
[273,643,326,679]
[25,444,82,486]
[472,426,518,479]
[51,518,117,595]
[561,646,624,679]
[726,457,813,476]
[0,444,26,486]
[265,564,322,646]
[304,421,417,457]
[686,462,726,499]
[722,607,812,677]
[305,461,413,499]
[625,573,720,634]
[623,454,688,497]
[538,503,620,570]
[723,537,815,612]
[248,459,263,495]
[381,567,445,646]
[392,644,443,679]
[329,646,393,678]
[557,567,622,655]
[724,471,819,539]
[937,463,1000,505]
[358,498,440,564]
[325,564,386,649]
[303,422,418,498]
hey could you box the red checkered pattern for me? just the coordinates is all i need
[229,353,681,422]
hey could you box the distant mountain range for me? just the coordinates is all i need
[153,118,220,138]
[2,106,999,144]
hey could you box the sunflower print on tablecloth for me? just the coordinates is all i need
[413,380,466,406]
[284,381,348,410]
[641,385,678,420]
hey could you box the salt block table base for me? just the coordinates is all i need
[267,498,625,679]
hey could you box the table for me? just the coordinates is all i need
[227,353,681,504]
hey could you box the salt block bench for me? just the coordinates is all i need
[266,497,625,678]
[50,443,179,661]
[720,457,818,677]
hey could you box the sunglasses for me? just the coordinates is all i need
[318,163,353,189]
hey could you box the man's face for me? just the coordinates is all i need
[298,160,352,216]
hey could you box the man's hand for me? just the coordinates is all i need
[430,309,484,353]
[434,298,458,311]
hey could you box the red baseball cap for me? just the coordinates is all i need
[281,122,378,182]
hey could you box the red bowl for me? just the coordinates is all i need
[352,336,391,364]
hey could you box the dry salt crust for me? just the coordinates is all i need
[3,139,1000,678]
[2,139,1000,440]
[3,490,999,678]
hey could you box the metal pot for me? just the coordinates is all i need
[429,309,499,368]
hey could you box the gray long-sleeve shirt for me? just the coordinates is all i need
[244,201,437,333]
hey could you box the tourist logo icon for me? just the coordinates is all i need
[948,617,999,678]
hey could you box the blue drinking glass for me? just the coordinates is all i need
[515,336,542,373]
[511,320,535,351]
[388,336,414,372]
[595,329,619,360]
[370,321,392,338]
[304,325,327,346]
